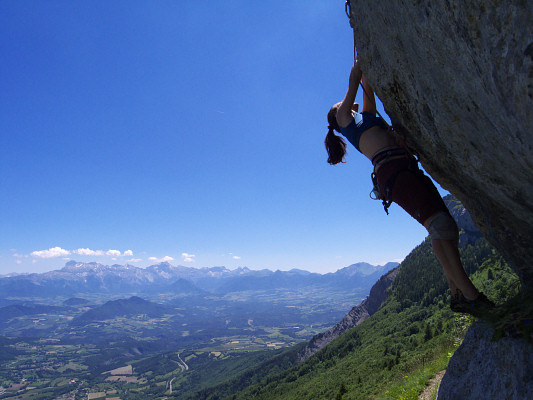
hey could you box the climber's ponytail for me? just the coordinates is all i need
[325,105,347,165]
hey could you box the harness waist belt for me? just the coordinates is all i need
[371,147,410,167]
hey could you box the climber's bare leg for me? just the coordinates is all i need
[444,272,457,295]
[431,238,479,300]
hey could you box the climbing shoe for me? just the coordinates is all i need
[450,290,495,318]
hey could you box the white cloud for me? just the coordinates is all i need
[127,258,142,263]
[73,248,104,256]
[221,252,240,260]
[148,256,174,263]
[29,247,139,261]
[182,252,196,263]
[31,247,70,259]
[16,260,21,265]
[72,248,133,257]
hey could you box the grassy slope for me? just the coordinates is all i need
[185,236,521,400]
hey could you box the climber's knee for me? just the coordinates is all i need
[426,211,459,246]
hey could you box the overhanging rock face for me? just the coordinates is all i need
[350,0,533,285]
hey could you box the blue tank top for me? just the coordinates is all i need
[339,111,387,153]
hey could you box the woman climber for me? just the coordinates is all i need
[325,60,494,317]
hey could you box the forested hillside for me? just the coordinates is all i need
[184,235,520,400]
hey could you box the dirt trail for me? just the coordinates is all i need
[419,370,446,400]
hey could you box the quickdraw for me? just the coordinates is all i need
[345,0,352,19]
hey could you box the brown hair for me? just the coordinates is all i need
[325,105,347,165]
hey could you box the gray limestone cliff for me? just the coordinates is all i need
[347,0,533,396]
[298,266,400,362]
[350,0,533,286]
[437,323,533,399]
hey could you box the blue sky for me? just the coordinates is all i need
[0,1,445,274]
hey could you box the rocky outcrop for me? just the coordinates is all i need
[347,1,533,396]
[298,266,400,362]
[349,0,533,286]
[437,323,533,399]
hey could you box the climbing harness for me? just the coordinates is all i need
[370,148,408,214]
[370,147,424,215]
[371,147,413,167]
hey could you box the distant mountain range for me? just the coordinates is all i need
[71,296,173,326]
[0,302,66,320]
[0,261,398,299]
[0,195,474,302]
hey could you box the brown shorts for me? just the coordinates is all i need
[375,157,448,225]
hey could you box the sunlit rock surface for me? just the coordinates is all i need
[350,0,533,285]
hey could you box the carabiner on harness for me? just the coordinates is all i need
[369,172,382,200]
[369,189,381,200]
[369,172,392,214]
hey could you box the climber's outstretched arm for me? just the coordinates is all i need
[337,61,362,128]
[361,74,377,114]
